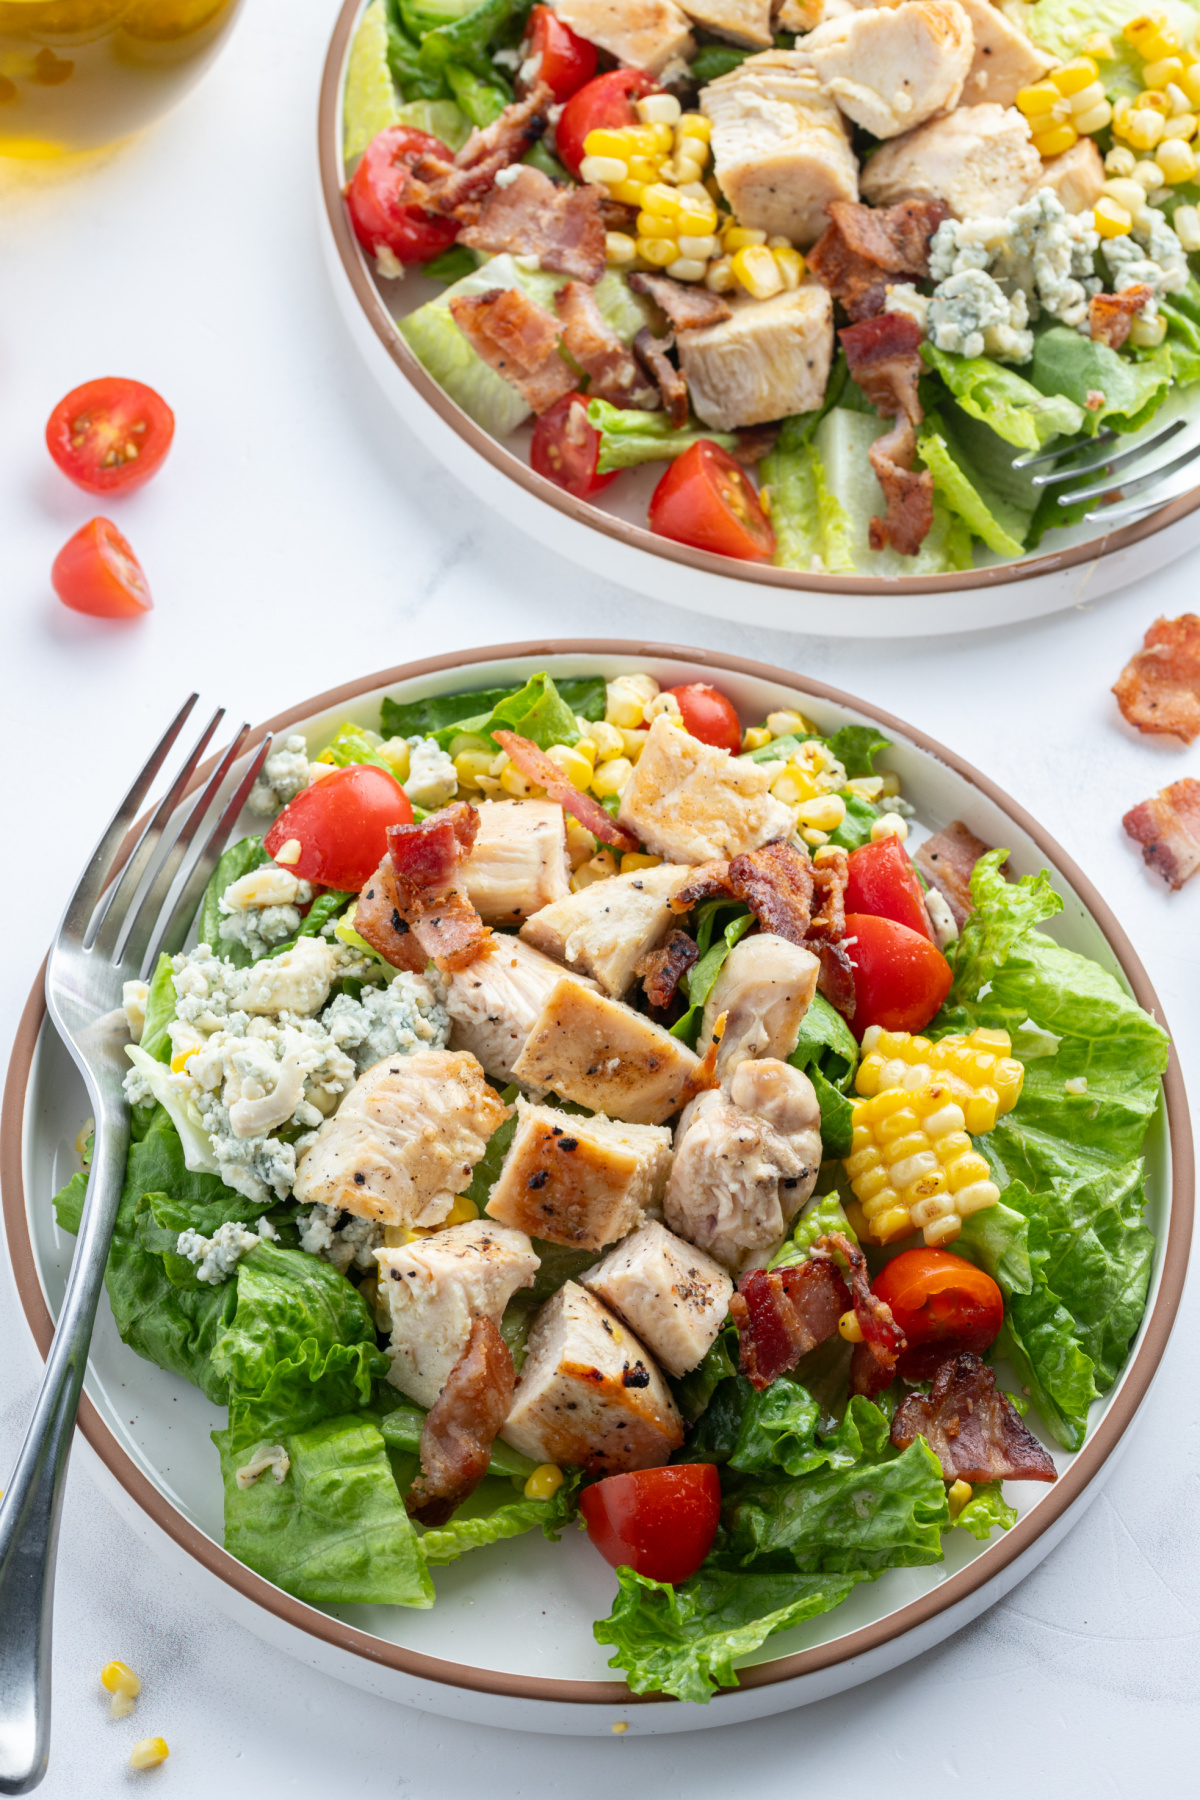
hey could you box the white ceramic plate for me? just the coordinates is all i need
[3,642,1192,1734]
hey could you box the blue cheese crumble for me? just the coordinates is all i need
[176,1218,273,1283]
[298,1201,384,1272]
[927,190,1101,356]
[1100,211,1189,323]
[927,268,1033,363]
[248,734,311,817]
[402,735,458,810]
[218,861,315,961]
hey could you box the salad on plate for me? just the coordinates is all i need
[54,670,1169,1700]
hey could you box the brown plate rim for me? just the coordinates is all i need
[2,638,1192,1709]
[317,3,1200,600]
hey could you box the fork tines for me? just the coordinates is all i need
[1012,416,1197,528]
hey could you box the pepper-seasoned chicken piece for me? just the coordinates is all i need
[462,798,570,925]
[618,715,796,864]
[581,1220,733,1377]
[501,1281,684,1472]
[679,0,772,47]
[549,0,694,73]
[443,936,596,1083]
[1026,138,1104,214]
[377,1220,540,1408]
[699,931,819,1077]
[954,0,1052,107]
[679,286,834,432]
[519,861,696,997]
[486,1097,673,1248]
[796,2,973,139]
[861,102,1041,218]
[293,1049,510,1227]
[665,1058,822,1270]
[512,977,701,1125]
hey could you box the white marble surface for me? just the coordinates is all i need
[2,2,1199,1789]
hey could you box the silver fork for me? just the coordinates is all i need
[1014,415,1200,526]
[0,699,273,1795]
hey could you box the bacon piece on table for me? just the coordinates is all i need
[1089,284,1153,350]
[730,1255,851,1391]
[556,280,658,407]
[407,1317,516,1526]
[634,326,686,426]
[629,271,733,333]
[913,820,999,928]
[1113,613,1200,744]
[809,198,949,323]
[460,167,607,284]
[637,928,699,1008]
[891,1351,1058,1484]
[492,729,640,851]
[408,84,553,219]
[840,311,932,555]
[1123,776,1200,889]
[448,287,574,415]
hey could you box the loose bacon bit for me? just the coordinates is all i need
[1123,776,1200,889]
[731,1255,851,1392]
[637,927,699,1008]
[389,802,478,892]
[354,856,429,972]
[731,423,780,467]
[491,729,640,851]
[448,288,574,415]
[669,859,734,913]
[868,417,934,557]
[460,167,607,284]
[809,1229,905,1398]
[408,84,553,220]
[359,804,492,973]
[809,198,949,323]
[807,846,847,942]
[629,271,733,333]
[913,820,1000,928]
[890,1352,1057,1484]
[1089,284,1153,351]
[813,939,856,1018]
[728,840,815,946]
[634,326,686,427]
[1113,613,1200,744]
[840,312,931,557]
[407,1317,516,1526]
[556,281,658,407]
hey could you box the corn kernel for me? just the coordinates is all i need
[1164,76,1192,111]
[742,724,772,750]
[678,206,719,235]
[591,756,633,798]
[1180,62,1200,104]
[1123,16,1179,61]
[565,819,595,869]
[606,231,637,264]
[1082,31,1115,57]
[838,1309,864,1343]
[873,1206,916,1242]
[500,762,539,798]
[924,1212,963,1245]
[540,743,590,791]
[1132,155,1165,185]
[571,849,619,890]
[666,256,708,281]
[947,1478,974,1517]
[129,1739,169,1771]
[1130,312,1169,345]
[705,255,735,292]
[101,1661,142,1698]
[1017,78,1064,116]
[1052,55,1099,94]
[1160,108,1197,135]
[589,716,628,757]
[607,179,646,207]
[1173,201,1200,247]
[637,209,676,238]
[796,794,846,830]
[724,224,768,250]
[1105,144,1137,173]
[636,92,681,125]
[580,154,628,185]
[1139,86,1172,113]
[1032,121,1079,155]
[677,110,711,139]
[1067,78,1107,113]
[524,1462,564,1500]
[620,852,662,875]
[1125,106,1166,146]
[627,155,661,185]
[454,749,494,789]
[676,135,710,167]
[1074,100,1114,133]
[443,1195,479,1227]
[274,837,302,865]
[870,811,908,842]
[619,726,649,762]
[1158,134,1198,176]
[770,770,811,805]
[678,233,719,259]
[637,235,677,266]
[641,181,681,217]
[110,1691,137,1720]
[801,827,829,847]
[732,243,784,298]
[1094,194,1133,234]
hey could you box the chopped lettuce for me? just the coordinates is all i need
[1025,0,1200,98]
[669,904,755,1046]
[1031,328,1173,437]
[123,1046,218,1176]
[919,409,1034,558]
[729,1385,890,1480]
[419,1470,580,1563]
[315,720,394,772]
[760,434,856,574]
[420,670,583,751]
[826,724,890,777]
[395,96,471,146]
[381,671,605,746]
[787,996,861,1157]
[140,951,177,1063]
[770,1191,859,1271]
[922,344,1085,449]
[814,408,973,576]
[954,1481,1019,1540]
[443,62,507,126]
[197,834,269,963]
[586,399,738,473]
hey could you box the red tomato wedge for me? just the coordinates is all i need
[844,837,932,940]
[51,518,152,618]
[663,682,742,753]
[873,1249,1003,1381]
[345,125,459,264]
[523,5,597,102]
[46,377,174,496]
[844,912,952,1038]
[649,441,776,563]
[530,392,617,499]
[555,67,659,178]
[264,764,413,891]
[580,1464,721,1585]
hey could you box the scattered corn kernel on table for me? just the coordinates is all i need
[2,0,1199,1792]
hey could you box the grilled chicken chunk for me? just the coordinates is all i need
[512,977,700,1125]
[501,1281,684,1472]
[954,0,1052,106]
[699,931,819,1077]
[665,1058,822,1270]
[679,0,772,46]
[581,1220,733,1376]
[796,1,972,138]
[680,286,833,432]
[861,102,1040,218]
[701,54,858,246]
[443,936,596,1083]
[618,715,796,864]
[462,799,570,925]
[293,1049,510,1227]
[550,0,694,73]
[519,860,696,997]
[1027,137,1104,214]
[486,1097,673,1248]
[377,1220,539,1408]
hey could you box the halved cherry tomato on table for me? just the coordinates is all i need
[345,125,459,264]
[844,912,952,1038]
[873,1249,1004,1382]
[264,764,413,891]
[648,441,776,563]
[46,377,174,496]
[555,67,660,178]
[51,518,152,619]
[521,5,597,103]
[845,837,932,941]
[663,682,742,753]
[530,392,617,499]
[580,1464,721,1585]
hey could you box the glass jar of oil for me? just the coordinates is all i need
[0,0,244,157]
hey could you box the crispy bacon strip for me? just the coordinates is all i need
[407,1317,516,1526]
[814,939,855,1018]
[840,312,932,556]
[354,857,428,972]
[913,820,998,928]
[1123,776,1200,889]
[728,841,815,945]
[460,167,607,284]
[634,326,686,427]
[356,804,491,973]
[1089,284,1153,350]
[391,801,478,888]
[408,84,553,220]
[868,418,934,556]
[448,287,574,415]
[669,859,734,913]
[637,928,699,1008]
[809,1230,905,1398]
[807,845,847,942]
[492,729,639,851]
[556,281,658,407]
[891,1352,1057,1484]
[809,198,949,323]
[629,271,733,333]
[730,1255,851,1391]
[1113,613,1200,744]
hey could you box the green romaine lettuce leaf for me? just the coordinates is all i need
[825,725,890,778]
[197,835,269,962]
[586,399,738,473]
[140,952,177,1063]
[922,344,1085,449]
[770,1192,859,1270]
[419,1470,580,1563]
[729,1385,890,1480]
[953,1481,1018,1540]
[919,410,1033,558]
[759,436,856,574]
[314,720,393,771]
[381,672,605,748]
[814,408,973,575]
[1031,328,1173,437]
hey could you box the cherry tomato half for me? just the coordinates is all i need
[46,377,174,496]
[580,1464,721,1585]
[844,912,952,1038]
[51,517,152,619]
[845,837,932,941]
[345,125,459,265]
[664,682,743,753]
[649,441,776,563]
[555,67,660,178]
[873,1249,1004,1381]
[531,392,617,499]
[264,764,413,891]
[522,4,597,102]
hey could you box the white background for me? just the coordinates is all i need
[2,2,1199,1791]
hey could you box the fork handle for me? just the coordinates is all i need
[0,1107,129,1795]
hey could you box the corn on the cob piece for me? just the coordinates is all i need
[845,1081,1002,1247]
[854,1024,1024,1134]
